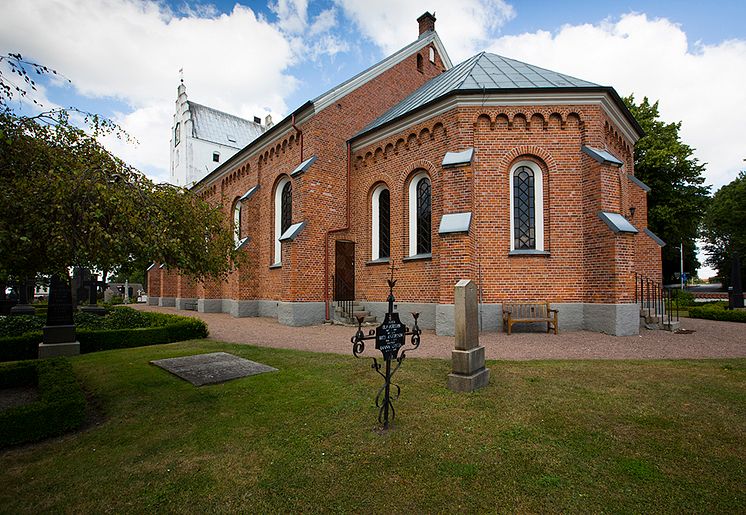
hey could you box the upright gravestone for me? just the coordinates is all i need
[448,279,489,392]
[38,274,80,358]
[80,274,107,315]
[9,277,36,316]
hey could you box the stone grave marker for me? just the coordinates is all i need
[151,352,277,386]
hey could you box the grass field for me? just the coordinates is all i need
[1,340,744,513]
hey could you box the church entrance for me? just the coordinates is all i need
[334,240,355,302]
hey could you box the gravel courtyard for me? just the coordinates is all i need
[135,304,745,360]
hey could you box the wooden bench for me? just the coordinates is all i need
[502,302,558,335]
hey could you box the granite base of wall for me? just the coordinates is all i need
[258,300,278,318]
[583,303,640,336]
[360,301,638,336]
[158,297,176,307]
[175,297,197,310]
[224,299,259,318]
[278,301,326,326]
[148,296,160,306]
[198,298,222,313]
[364,302,437,330]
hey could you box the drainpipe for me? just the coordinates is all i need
[291,114,303,161]
[324,141,352,320]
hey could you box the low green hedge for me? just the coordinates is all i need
[0,358,86,447]
[688,303,746,323]
[0,310,208,362]
[0,332,42,362]
[78,318,208,353]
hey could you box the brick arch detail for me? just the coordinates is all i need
[499,146,557,174]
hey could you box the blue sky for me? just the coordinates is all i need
[2,1,745,276]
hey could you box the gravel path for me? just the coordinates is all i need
[135,305,746,360]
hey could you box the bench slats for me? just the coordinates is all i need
[502,302,558,335]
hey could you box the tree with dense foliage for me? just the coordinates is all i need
[0,53,243,290]
[623,96,710,282]
[702,171,746,288]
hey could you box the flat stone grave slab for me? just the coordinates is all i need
[150,352,277,386]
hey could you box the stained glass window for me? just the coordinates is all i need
[379,188,390,258]
[513,166,535,249]
[281,181,292,234]
[233,202,241,243]
[416,178,431,254]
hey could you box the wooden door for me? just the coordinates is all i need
[334,240,355,301]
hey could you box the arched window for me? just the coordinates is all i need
[416,53,423,73]
[509,161,544,251]
[174,122,180,146]
[408,173,431,256]
[273,177,292,265]
[429,47,435,63]
[371,185,390,260]
[233,200,242,244]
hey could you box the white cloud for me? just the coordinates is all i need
[334,0,515,62]
[486,13,746,189]
[0,0,299,181]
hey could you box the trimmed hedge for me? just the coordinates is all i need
[0,310,208,362]
[688,304,746,323]
[0,332,42,362]
[0,358,86,447]
[78,318,208,353]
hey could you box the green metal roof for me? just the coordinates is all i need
[356,52,612,138]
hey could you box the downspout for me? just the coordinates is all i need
[291,114,303,161]
[324,140,352,320]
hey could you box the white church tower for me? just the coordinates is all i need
[170,81,270,187]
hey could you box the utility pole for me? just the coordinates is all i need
[680,241,684,290]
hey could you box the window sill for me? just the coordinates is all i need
[508,250,550,256]
[403,253,432,262]
[269,263,282,269]
[366,258,390,266]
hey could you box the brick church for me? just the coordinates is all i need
[149,13,663,336]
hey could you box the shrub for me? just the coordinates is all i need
[0,311,208,362]
[0,315,44,337]
[78,318,208,352]
[74,306,149,330]
[688,304,746,323]
[0,332,41,361]
[672,289,696,308]
[0,358,86,447]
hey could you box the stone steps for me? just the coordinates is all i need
[334,302,377,326]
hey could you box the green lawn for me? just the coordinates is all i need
[1,341,745,513]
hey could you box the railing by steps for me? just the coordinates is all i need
[634,273,679,328]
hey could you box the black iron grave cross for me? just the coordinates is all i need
[83,274,107,305]
[350,268,421,430]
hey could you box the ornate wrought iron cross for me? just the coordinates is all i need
[351,273,421,430]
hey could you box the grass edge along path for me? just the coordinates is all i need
[0,340,744,513]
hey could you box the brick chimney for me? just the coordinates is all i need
[417,11,436,36]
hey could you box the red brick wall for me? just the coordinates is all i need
[167,41,446,303]
[346,104,650,305]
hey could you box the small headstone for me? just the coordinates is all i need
[448,279,489,392]
[150,352,277,386]
[39,274,80,358]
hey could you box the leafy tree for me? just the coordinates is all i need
[624,96,710,282]
[0,54,244,290]
[702,171,746,288]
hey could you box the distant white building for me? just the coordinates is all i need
[169,82,270,187]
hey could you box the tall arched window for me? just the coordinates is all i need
[174,122,180,146]
[509,161,544,251]
[371,185,390,260]
[233,200,242,244]
[273,177,292,265]
[408,173,431,256]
